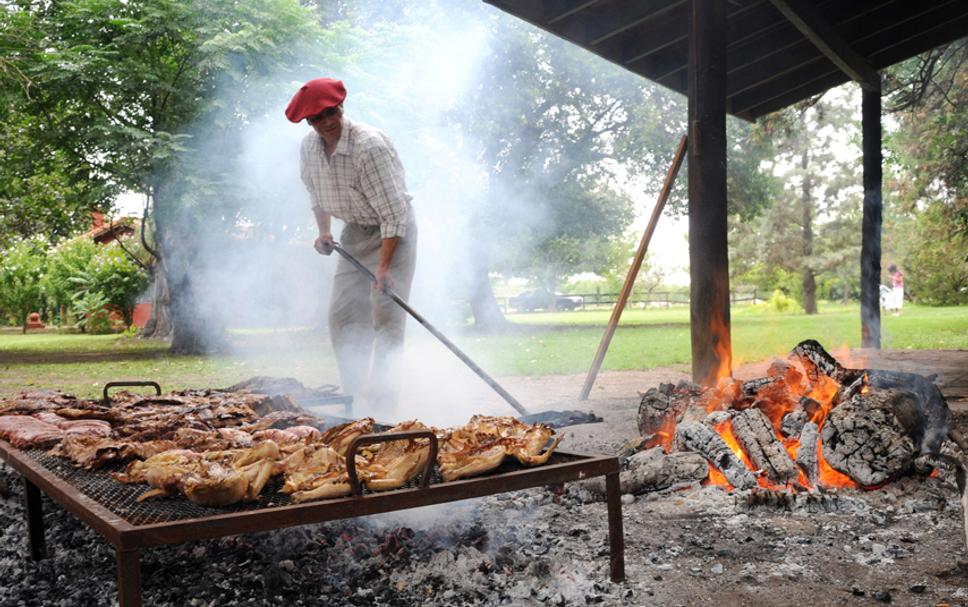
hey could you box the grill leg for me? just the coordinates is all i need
[23,477,46,560]
[605,472,625,582]
[117,548,142,607]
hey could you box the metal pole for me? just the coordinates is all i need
[331,244,530,416]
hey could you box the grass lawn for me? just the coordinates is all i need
[1,303,965,398]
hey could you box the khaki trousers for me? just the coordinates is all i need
[329,221,417,411]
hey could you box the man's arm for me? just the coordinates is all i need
[374,237,399,293]
[313,207,335,255]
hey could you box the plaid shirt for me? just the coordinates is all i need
[300,118,413,239]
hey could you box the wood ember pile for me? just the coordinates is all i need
[631,340,961,493]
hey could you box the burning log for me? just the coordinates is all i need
[796,422,819,484]
[820,390,916,487]
[675,421,757,490]
[637,382,700,446]
[789,339,861,385]
[730,408,798,483]
[623,447,709,494]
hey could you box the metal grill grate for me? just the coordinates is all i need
[23,448,581,527]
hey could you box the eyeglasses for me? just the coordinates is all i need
[307,106,341,124]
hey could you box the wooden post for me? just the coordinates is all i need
[579,135,687,400]
[688,0,730,386]
[861,81,882,348]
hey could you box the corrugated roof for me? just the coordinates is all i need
[483,0,968,120]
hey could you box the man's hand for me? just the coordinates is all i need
[314,233,335,255]
[374,265,395,294]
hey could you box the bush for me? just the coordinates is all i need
[768,289,802,312]
[0,238,47,330]
[44,238,99,322]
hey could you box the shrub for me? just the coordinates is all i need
[0,238,47,331]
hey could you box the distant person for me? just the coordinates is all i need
[286,77,417,412]
[887,263,904,316]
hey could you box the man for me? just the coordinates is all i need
[286,77,417,411]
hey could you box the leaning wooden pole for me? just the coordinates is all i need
[579,135,687,400]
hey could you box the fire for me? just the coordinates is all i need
[703,465,732,489]
[648,414,678,454]
[832,343,867,369]
[711,311,732,381]
[817,445,858,489]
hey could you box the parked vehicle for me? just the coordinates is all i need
[509,290,584,312]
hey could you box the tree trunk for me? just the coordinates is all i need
[801,150,817,314]
[467,263,509,331]
[139,188,227,353]
[142,257,173,339]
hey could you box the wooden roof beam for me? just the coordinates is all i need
[768,0,881,91]
[545,0,601,25]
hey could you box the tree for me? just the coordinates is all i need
[0,238,47,332]
[2,0,322,352]
[884,41,968,305]
[732,92,860,312]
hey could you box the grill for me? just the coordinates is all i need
[2,435,624,607]
[20,446,592,527]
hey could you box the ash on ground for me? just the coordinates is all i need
[3,393,968,605]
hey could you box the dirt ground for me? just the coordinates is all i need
[495,349,968,606]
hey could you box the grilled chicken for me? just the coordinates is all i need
[279,443,352,503]
[115,441,283,506]
[436,416,561,481]
[357,421,433,491]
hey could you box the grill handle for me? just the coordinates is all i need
[102,381,162,404]
[345,430,439,496]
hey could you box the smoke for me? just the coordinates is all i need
[159,1,538,423]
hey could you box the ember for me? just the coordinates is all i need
[639,340,958,493]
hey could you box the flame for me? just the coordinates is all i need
[711,310,732,382]
[703,465,732,489]
[646,414,678,454]
[930,468,941,478]
[805,375,841,425]
[832,343,868,369]
[817,444,859,489]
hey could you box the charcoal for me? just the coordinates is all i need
[800,397,822,420]
[517,409,603,429]
[781,410,808,438]
[868,369,951,455]
[731,408,798,483]
[820,390,916,486]
[796,422,819,484]
[676,421,757,490]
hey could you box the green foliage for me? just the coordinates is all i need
[883,42,968,303]
[904,205,968,305]
[0,238,47,329]
[759,289,804,314]
[61,239,150,327]
[43,238,99,316]
[71,289,113,334]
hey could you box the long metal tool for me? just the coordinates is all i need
[332,243,530,416]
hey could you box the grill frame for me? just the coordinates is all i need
[1,436,624,606]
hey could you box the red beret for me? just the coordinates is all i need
[285,78,347,123]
